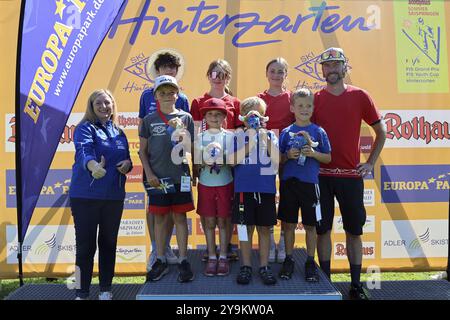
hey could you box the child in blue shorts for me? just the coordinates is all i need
[278,88,331,282]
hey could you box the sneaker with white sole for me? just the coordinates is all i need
[98,291,113,300]
[165,246,178,265]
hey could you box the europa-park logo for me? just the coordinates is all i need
[381,165,449,203]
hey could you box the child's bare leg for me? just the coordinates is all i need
[304,225,317,257]
[154,214,169,258]
[256,226,271,267]
[218,217,228,257]
[239,225,255,266]
[282,222,297,256]
[172,212,188,259]
[205,217,217,257]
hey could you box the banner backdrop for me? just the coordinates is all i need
[0,0,449,278]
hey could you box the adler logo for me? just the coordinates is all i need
[381,165,449,203]
[382,220,448,258]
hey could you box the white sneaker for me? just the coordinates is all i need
[165,246,178,265]
[75,297,87,300]
[146,250,157,272]
[277,233,286,263]
[269,232,276,263]
[98,291,113,300]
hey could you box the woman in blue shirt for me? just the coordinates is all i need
[70,89,132,300]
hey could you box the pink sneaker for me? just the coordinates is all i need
[217,258,230,276]
[204,259,217,276]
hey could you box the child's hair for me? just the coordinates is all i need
[290,87,314,105]
[206,59,233,95]
[154,52,181,71]
[265,57,289,73]
[240,96,267,116]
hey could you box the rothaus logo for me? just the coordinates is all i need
[384,112,449,145]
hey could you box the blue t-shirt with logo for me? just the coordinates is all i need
[139,87,189,118]
[233,129,279,194]
[279,123,331,184]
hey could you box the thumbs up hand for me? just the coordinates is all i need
[87,156,107,179]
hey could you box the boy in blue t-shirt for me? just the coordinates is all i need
[229,96,280,286]
[278,88,331,282]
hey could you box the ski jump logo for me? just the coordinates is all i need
[294,52,351,82]
[409,228,430,250]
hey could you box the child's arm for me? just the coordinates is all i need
[280,148,301,164]
[138,137,160,187]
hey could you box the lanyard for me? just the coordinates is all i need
[156,101,171,125]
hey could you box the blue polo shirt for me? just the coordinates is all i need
[69,120,132,200]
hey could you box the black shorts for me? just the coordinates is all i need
[316,176,366,236]
[278,178,319,226]
[231,192,277,227]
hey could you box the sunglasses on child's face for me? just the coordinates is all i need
[320,50,345,61]
[209,71,227,80]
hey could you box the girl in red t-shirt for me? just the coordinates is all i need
[257,57,295,264]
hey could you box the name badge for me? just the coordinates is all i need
[315,203,322,222]
[237,224,248,242]
[180,176,191,192]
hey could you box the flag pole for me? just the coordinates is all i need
[15,0,27,287]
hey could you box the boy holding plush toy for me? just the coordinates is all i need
[277,88,331,282]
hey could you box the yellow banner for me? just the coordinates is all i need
[1,0,449,278]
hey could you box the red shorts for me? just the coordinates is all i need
[197,182,234,218]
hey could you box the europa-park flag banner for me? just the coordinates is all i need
[18,0,125,240]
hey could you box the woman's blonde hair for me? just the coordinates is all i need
[240,96,267,116]
[79,89,118,126]
[206,59,233,95]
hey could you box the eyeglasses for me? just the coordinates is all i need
[320,50,345,61]
[209,71,227,80]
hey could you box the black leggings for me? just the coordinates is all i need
[70,198,124,298]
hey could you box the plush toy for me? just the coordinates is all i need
[203,142,223,174]
[288,131,319,166]
[238,111,269,129]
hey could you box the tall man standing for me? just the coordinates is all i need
[312,47,386,300]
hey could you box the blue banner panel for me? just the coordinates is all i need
[18,0,125,239]
[381,165,449,203]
